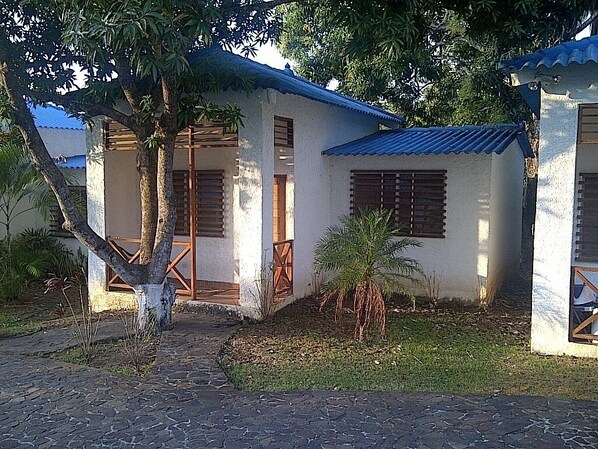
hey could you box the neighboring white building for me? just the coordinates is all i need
[325,126,531,301]
[1,104,86,253]
[88,49,531,318]
[501,35,598,358]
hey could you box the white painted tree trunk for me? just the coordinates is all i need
[134,281,176,333]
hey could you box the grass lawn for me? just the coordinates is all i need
[0,283,83,338]
[221,298,598,400]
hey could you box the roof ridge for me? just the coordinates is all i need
[323,124,533,158]
[401,124,520,132]
[188,47,403,123]
[499,35,598,72]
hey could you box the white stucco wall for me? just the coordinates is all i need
[514,63,598,357]
[38,127,86,158]
[329,153,496,300]
[0,126,87,254]
[488,142,525,294]
[273,94,383,299]
[85,88,391,314]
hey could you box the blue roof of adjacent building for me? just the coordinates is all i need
[323,124,533,158]
[499,35,598,72]
[30,103,85,130]
[188,48,403,124]
[55,154,86,169]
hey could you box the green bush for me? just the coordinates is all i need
[314,210,422,341]
[0,228,80,300]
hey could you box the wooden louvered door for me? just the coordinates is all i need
[273,175,287,242]
[273,175,293,297]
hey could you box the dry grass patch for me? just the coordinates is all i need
[220,298,598,399]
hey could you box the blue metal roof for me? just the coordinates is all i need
[323,124,533,158]
[188,49,403,124]
[30,103,85,130]
[55,154,86,169]
[499,35,598,72]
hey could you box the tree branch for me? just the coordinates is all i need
[567,12,598,40]
[222,0,298,14]
[25,89,138,131]
[0,46,141,285]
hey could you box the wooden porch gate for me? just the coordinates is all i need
[273,239,293,297]
[571,266,598,341]
[106,237,193,296]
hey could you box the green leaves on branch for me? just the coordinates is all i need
[0,131,53,237]
[280,1,596,126]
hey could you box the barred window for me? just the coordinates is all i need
[274,116,294,148]
[578,104,598,144]
[173,170,225,238]
[49,186,87,237]
[575,173,598,261]
[351,170,447,238]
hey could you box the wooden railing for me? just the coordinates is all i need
[273,239,293,297]
[106,237,192,296]
[571,266,598,342]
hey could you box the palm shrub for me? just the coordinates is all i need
[314,210,422,341]
[0,228,78,300]
[0,131,52,236]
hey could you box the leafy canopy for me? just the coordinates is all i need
[279,1,597,126]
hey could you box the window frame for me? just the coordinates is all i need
[49,185,87,238]
[351,170,447,239]
[575,172,598,262]
[173,169,225,238]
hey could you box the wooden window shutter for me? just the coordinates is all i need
[274,116,294,148]
[578,104,598,144]
[173,170,225,238]
[173,171,190,235]
[195,170,225,237]
[104,120,238,152]
[49,186,87,237]
[575,173,598,261]
[396,171,447,238]
[351,170,446,238]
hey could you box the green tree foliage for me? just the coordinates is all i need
[314,210,422,341]
[0,228,78,300]
[279,1,596,126]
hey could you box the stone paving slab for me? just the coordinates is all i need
[0,311,597,448]
[0,320,127,356]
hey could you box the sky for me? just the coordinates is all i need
[250,42,289,69]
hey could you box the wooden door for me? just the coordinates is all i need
[273,175,286,242]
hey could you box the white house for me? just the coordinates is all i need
[501,35,598,358]
[1,104,87,253]
[87,49,531,317]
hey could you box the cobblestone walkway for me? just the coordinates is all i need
[0,311,597,448]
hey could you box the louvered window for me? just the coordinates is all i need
[351,170,447,238]
[578,104,598,144]
[49,186,87,237]
[104,120,238,151]
[575,173,598,261]
[173,170,225,238]
[274,116,293,148]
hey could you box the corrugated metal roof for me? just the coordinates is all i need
[30,103,85,130]
[55,154,85,169]
[499,35,598,72]
[323,124,533,158]
[188,48,403,124]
